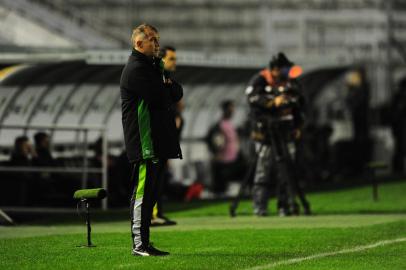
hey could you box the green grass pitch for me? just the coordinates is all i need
[1,181,406,269]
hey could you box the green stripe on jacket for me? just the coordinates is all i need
[137,99,155,159]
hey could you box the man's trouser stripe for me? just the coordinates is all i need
[135,162,146,199]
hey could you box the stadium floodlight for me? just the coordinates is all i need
[73,188,107,247]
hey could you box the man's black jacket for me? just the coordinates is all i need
[120,49,183,163]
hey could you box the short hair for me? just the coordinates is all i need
[269,52,293,69]
[159,46,176,58]
[221,100,234,113]
[13,135,29,153]
[34,132,49,146]
[131,23,158,47]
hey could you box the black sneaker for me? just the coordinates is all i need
[132,246,151,257]
[147,244,170,256]
[254,209,268,217]
[303,206,312,216]
[151,216,177,227]
[278,208,290,217]
[132,244,169,257]
[291,204,300,216]
[151,217,167,226]
[161,215,177,226]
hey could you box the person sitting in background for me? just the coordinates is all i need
[91,137,115,169]
[31,132,58,205]
[9,136,36,205]
[32,132,56,167]
[10,136,36,166]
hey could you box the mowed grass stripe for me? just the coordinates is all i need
[0,181,405,269]
[0,220,405,269]
[245,237,406,270]
[1,214,406,239]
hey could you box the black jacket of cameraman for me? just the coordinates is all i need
[120,49,183,163]
[245,68,305,142]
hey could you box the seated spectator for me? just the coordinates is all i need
[31,132,60,205]
[9,136,36,205]
[10,136,35,166]
[32,132,56,167]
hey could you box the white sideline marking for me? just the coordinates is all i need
[115,237,406,270]
[245,237,406,270]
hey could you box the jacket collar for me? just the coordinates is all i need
[131,48,153,64]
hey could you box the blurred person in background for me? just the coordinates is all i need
[391,78,406,174]
[120,24,183,256]
[10,136,36,166]
[345,68,371,174]
[32,132,57,205]
[32,132,56,167]
[174,99,185,139]
[207,100,245,195]
[90,137,126,206]
[246,52,310,216]
[9,136,36,205]
[151,45,183,226]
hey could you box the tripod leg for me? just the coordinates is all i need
[252,145,272,216]
[295,182,311,215]
[267,128,289,215]
[274,135,300,215]
[289,143,311,215]
[76,199,96,248]
[229,144,263,217]
[275,177,288,215]
[278,162,299,214]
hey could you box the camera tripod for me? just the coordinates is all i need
[229,119,310,217]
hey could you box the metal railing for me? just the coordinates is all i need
[0,124,109,210]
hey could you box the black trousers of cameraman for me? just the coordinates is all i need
[252,138,309,215]
[252,143,296,215]
[252,144,273,215]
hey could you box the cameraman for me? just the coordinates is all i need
[246,52,309,216]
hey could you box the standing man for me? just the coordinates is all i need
[391,78,406,174]
[120,24,183,256]
[209,100,242,195]
[246,53,310,216]
[151,46,182,226]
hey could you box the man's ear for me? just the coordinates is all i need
[136,40,143,49]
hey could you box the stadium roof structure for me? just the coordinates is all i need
[0,47,360,72]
